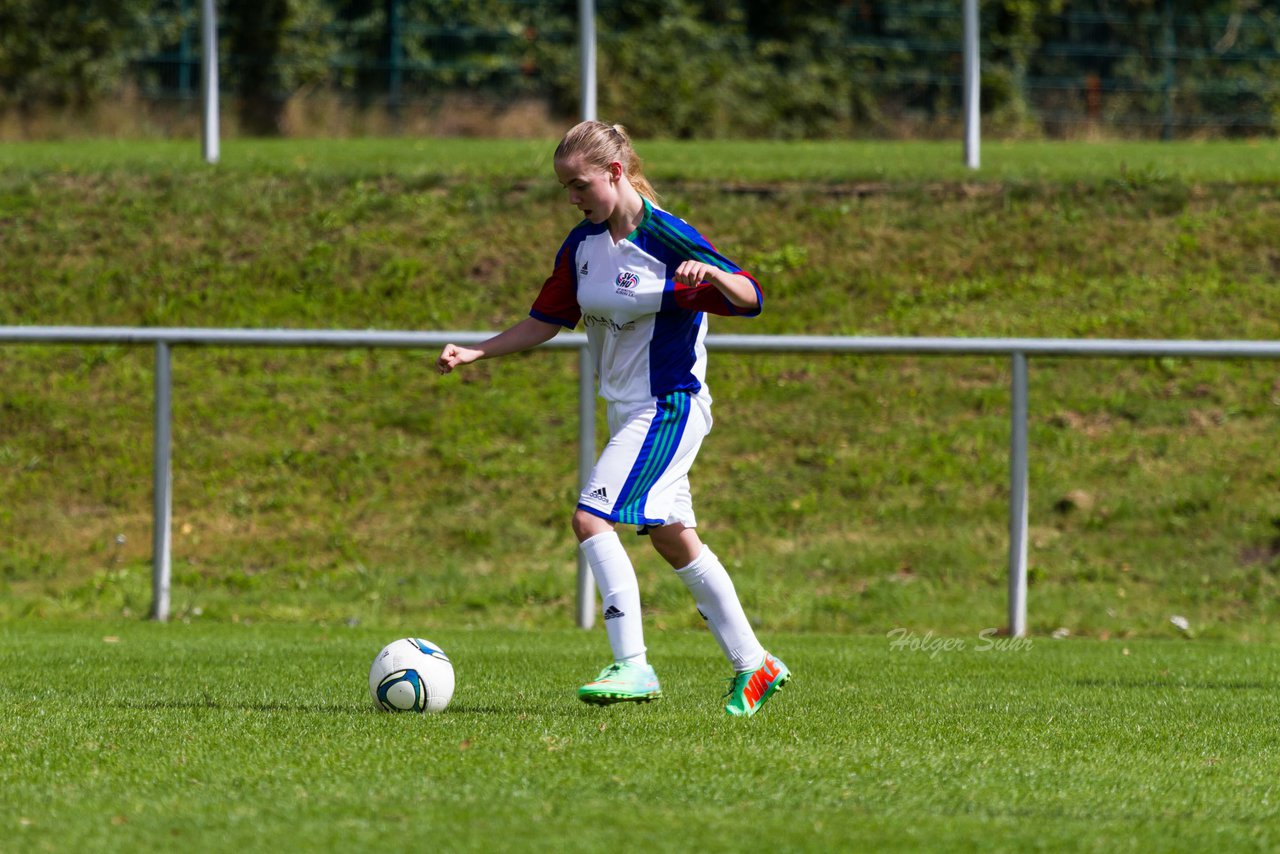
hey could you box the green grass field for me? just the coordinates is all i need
[3,621,1278,852]
[3,138,1280,851]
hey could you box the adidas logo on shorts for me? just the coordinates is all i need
[585,486,608,503]
[578,261,589,277]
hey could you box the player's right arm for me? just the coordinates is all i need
[439,231,583,376]
[435,317,562,375]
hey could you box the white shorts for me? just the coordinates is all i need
[577,392,712,530]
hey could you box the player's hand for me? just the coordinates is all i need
[673,260,721,288]
[673,260,759,310]
[436,344,482,375]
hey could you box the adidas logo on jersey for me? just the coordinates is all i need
[585,486,609,504]
[603,605,625,620]
[578,261,589,277]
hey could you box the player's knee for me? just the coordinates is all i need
[647,524,703,569]
[571,508,612,542]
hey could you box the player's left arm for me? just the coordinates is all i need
[672,261,760,311]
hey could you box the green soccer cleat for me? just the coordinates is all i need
[577,661,663,705]
[724,652,791,717]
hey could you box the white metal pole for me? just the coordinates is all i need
[574,0,597,624]
[1008,353,1029,637]
[201,0,220,164]
[151,342,174,622]
[962,0,980,170]
[578,0,597,122]
[576,346,597,628]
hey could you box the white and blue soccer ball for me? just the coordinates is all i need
[368,638,455,713]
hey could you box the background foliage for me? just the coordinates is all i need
[1,0,1277,138]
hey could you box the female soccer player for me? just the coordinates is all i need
[436,120,789,717]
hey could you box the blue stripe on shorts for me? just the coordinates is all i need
[613,393,692,526]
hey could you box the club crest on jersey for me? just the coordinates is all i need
[614,271,639,296]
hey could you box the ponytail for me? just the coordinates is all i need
[554,121,659,204]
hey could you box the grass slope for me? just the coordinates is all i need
[2,140,1279,638]
[2,622,1278,852]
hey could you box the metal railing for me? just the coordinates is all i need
[7,325,1280,635]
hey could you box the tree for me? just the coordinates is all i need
[0,0,171,112]
[222,0,338,135]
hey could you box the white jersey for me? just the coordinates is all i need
[530,199,762,405]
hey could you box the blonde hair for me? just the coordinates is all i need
[554,120,659,204]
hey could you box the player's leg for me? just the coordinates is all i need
[651,523,790,716]
[648,522,750,668]
[573,508,648,668]
[624,395,792,716]
[573,511,660,704]
[572,402,669,705]
[575,393,706,662]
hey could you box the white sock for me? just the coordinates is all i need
[675,546,765,672]
[580,531,647,665]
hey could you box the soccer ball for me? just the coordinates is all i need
[368,638,455,713]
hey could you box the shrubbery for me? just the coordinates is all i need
[2,1,1276,138]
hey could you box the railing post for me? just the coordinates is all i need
[962,0,980,169]
[578,0,597,122]
[576,344,596,628]
[200,0,219,164]
[151,341,173,622]
[1008,352,1029,637]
